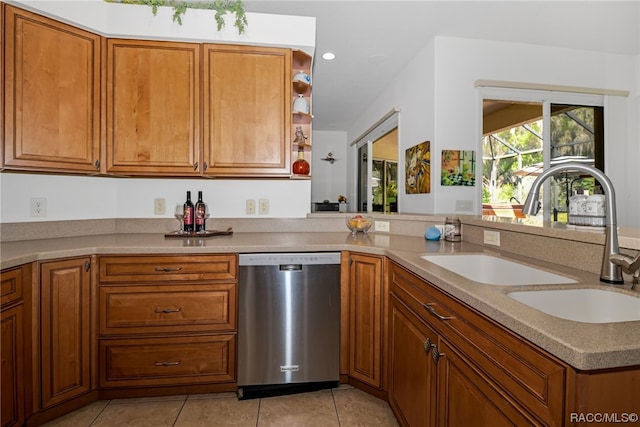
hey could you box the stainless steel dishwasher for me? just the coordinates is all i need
[237,252,341,399]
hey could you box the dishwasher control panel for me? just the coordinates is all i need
[239,252,341,266]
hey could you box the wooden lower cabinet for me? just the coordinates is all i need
[436,338,539,426]
[1,264,32,427]
[347,253,386,390]
[40,258,93,409]
[100,335,236,388]
[388,295,437,427]
[388,261,566,427]
[1,305,25,427]
[97,254,238,390]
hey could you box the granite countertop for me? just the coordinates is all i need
[1,231,639,371]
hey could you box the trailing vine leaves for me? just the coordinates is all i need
[105,0,248,33]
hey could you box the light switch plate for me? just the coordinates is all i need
[259,198,269,215]
[246,199,256,215]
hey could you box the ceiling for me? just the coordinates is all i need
[243,1,640,132]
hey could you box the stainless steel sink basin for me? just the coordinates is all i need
[508,289,640,323]
[421,253,577,286]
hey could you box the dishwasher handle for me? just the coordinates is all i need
[279,264,302,271]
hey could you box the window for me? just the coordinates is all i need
[480,88,604,223]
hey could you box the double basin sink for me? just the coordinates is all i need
[421,254,640,324]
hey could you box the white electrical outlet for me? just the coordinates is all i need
[484,230,501,246]
[259,198,270,215]
[30,198,47,217]
[246,199,256,215]
[375,221,390,232]
[153,198,166,215]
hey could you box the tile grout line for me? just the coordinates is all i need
[172,396,189,427]
[331,389,342,427]
[87,399,112,427]
[256,397,262,427]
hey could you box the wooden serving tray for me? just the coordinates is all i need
[165,228,233,238]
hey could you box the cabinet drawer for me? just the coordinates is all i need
[100,335,236,388]
[100,284,237,335]
[99,255,237,283]
[1,266,25,307]
[390,262,565,426]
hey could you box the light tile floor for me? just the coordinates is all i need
[42,386,399,427]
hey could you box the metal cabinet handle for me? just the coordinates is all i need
[432,345,444,364]
[154,267,183,272]
[423,303,455,321]
[84,260,91,272]
[424,337,432,354]
[154,361,181,367]
[193,162,199,171]
[154,307,182,314]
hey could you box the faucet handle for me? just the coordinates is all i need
[610,253,640,275]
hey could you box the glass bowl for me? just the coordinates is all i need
[346,215,372,234]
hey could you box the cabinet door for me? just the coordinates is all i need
[40,258,92,409]
[106,39,201,175]
[1,305,24,427]
[3,6,102,173]
[203,44,291,177]
[436,339,539,427]
[348,253,383,388]
[388,296,437,427]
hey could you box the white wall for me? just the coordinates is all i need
[311,130,348,205]
[0,173,311,222]
[346,41,436,214]
[348,36,639,227]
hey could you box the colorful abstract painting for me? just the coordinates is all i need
[441,150,476,186]
[405,141,431,194]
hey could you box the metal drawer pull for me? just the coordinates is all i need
[154,267,183,272]
[423,303,455,321]
[423,337,432,354]
[432,345,444,364]
[154,307,182,314]
[154,361,181,367]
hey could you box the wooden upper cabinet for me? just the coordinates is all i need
[106,39,201,176]
[3,5,102,173]
[203,44,292,177]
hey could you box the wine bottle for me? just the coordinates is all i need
[183,191,194,232]
[195,191,205,232]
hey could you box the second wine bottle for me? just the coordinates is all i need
[195,191,206,232]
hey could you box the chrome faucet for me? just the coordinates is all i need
[521,162,627,284]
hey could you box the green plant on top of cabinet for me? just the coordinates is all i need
[106,39,202,176]
[203,44,292,177]
[2,5,102,174]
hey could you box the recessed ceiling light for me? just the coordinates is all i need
[322,52,336,61]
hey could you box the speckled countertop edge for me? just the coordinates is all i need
[1,231,638,371]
